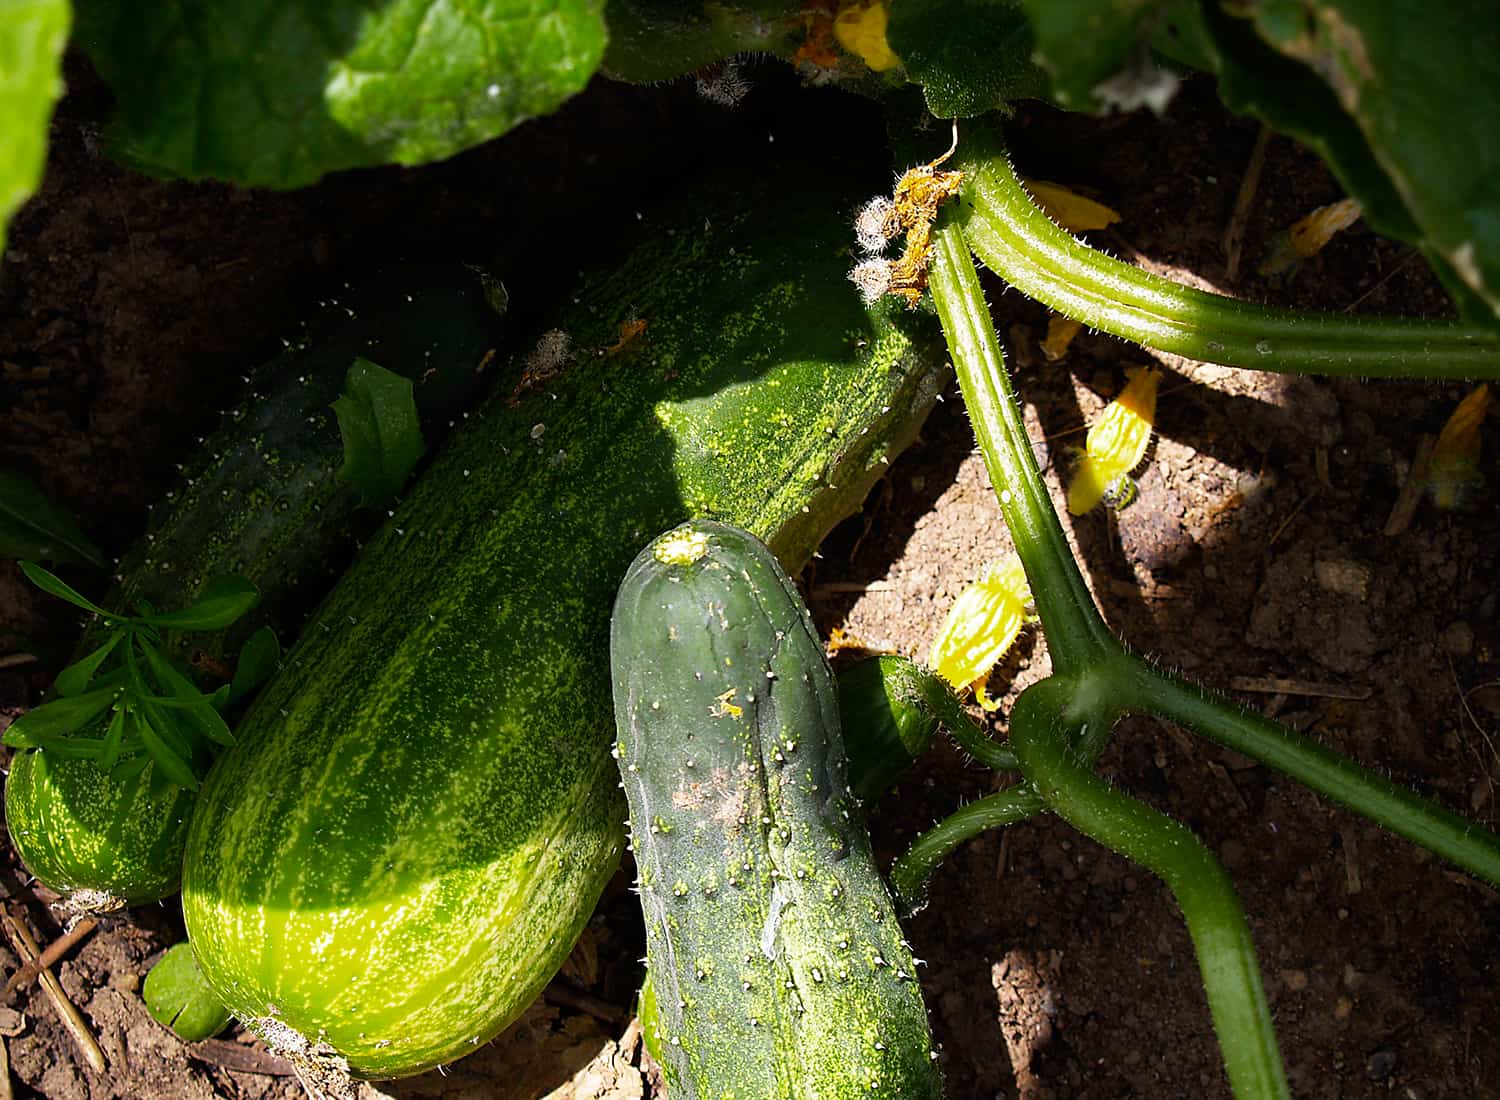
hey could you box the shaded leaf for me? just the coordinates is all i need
[0,0,70,260]
[229,626,280,705]
[1018,0,1500,329]
[73,0,607,188]
[2,686,118,748]
[53,630,125,696]
[98,704,128,771]
[332,357,427,507]
[140,643,234,748]
[886,0,1045,116]
[141,574,258,631]
[19,560,113,618]
[133,705,200,790]
[0,470,103,566]
[1238,0,1500,326]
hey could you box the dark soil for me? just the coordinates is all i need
[2,54,1496,1100]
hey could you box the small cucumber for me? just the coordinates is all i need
[610,520,941,1098]
[837,655,941,802]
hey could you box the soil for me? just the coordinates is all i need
[2,53,1497,1100]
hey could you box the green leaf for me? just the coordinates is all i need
[98,704,127,771]
[73,0,607,188]
[1012,0,1181,113]
[109,751,151,784]
[53,630,124,696]
[19,560,113,618]
[1018,0,1500,329]
[229,626,280,705]
[0,471,104,567]
[133,705,200,790]
[0,0,70,261]
[2,685,117,748]
[140,574,258,631]
[143,944,233,1042]
[139,642,234,748]
[886,0,1045,117]
[332,357,427,507]
[1235,0,1500,327]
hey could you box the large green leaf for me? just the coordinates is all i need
[886,0,1044,117]
[1012,0,1500,329]
[1237,0,1500,326]
[0,0,70,260]
[74,0,607,187]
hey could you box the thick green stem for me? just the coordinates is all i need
[928,215,1120,671]
[955,125,1500,379]
[1009,679,1291,1100]
[1126,666,1500,887]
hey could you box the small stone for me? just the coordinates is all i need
[1365,1049,1397,1080]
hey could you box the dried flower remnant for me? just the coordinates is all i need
[1067,367,1160,515]
[855,195,898,255]
[602,317,648,358]
[694,60,752,108]
[507,329,573,406]
[929,555,1032,711]
[849,258,893,305]
[849,129,964,308]
[1426,383,1490,509]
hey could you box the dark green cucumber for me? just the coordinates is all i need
[5,264,501,907]
[612,521,940,1098]
[180,158,948,1081]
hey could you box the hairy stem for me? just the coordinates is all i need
[1009,678,1291,1100]
[1127,665,1500,886]
[955,125,1500,379]
[928,214,1120,671]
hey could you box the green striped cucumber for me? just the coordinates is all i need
[180,159,948,1081]
[5,264,501,908]
[611,520,940,1098]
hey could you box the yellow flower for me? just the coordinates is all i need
[1067,367,1160,516]
[834,1,900,73]
[929,555,1031,711]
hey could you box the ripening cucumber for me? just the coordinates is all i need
[5,264,502,908]
[611,520,941,1098]
[179,155,948,1081]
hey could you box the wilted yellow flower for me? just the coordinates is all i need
[929,555,1031,711]
[1024,180,1122,233]
[1426,383,1490,509]
[1067,367,1160,516]
[1260,197,1363,276]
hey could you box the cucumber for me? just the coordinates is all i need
[4,264,502,908]
[180,157,948,1081]
[837,655,942,803]
[611,520,940,1098]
